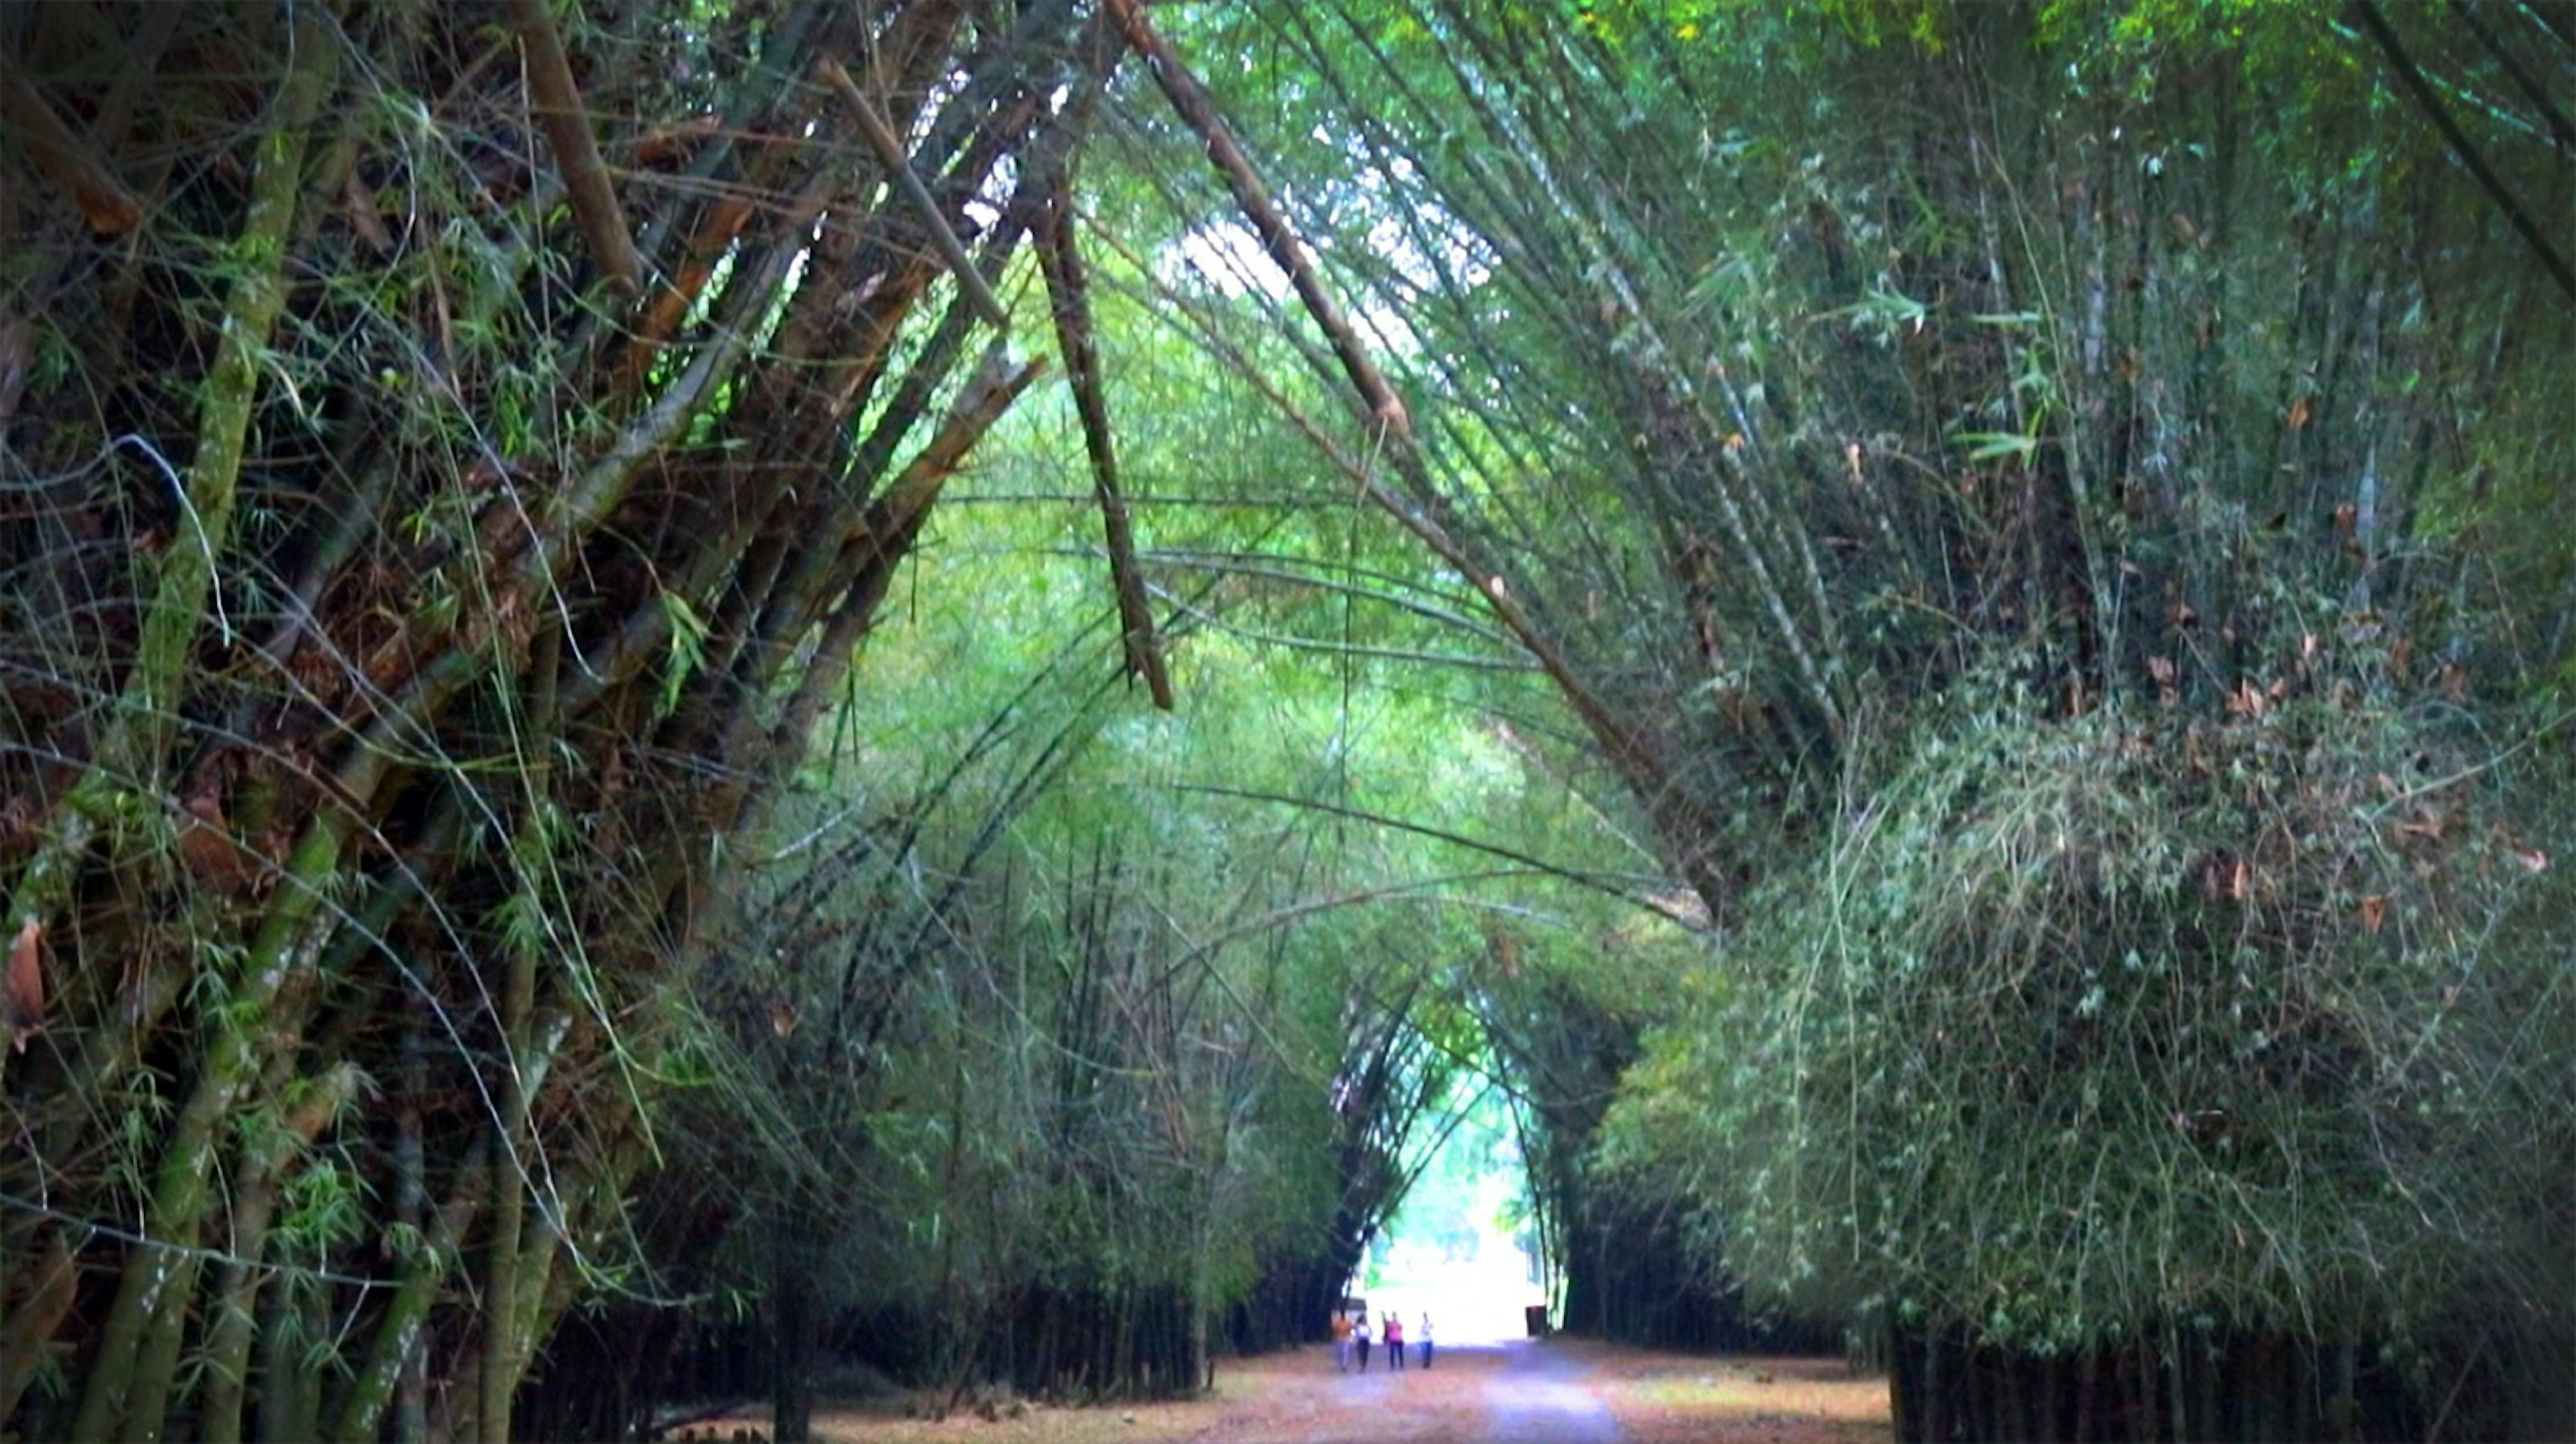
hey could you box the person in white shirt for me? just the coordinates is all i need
[1417,1313,1434,1369]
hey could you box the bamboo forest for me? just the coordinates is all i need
[2,2,2570,1441]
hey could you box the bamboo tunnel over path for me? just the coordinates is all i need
[4,3,2571,1443]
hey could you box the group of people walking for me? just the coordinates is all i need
[1332,1309,1432,1372]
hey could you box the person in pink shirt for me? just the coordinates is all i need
[1383,1312,1405,1371]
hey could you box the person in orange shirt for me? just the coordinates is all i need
[1330,1311,1354,1372]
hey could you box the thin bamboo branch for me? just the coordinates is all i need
[1169,784,1670,911]
[2517,0,2576,55]
[1096,213,1738,911]
[2447,0,2576,156]
[1095,11,1598,704]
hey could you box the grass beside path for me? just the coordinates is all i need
[1551,1339,1887,1444]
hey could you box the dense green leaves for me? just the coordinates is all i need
[1116,0,2574,1429]
[1603,674,2572,1351]
[5,2,2567,1438]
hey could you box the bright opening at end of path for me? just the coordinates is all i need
[1357,1077,1547,1347]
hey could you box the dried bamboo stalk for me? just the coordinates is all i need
[511,0,643,293]
[1038,190,1173,709]
[814,55,1013,332]
[0,64,144,233]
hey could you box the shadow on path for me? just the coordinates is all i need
[1475,1339,1621,1443]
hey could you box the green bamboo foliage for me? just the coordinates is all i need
[0,3,1094,1439]
[1126,0,2573,1433]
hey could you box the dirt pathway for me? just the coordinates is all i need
[1474,1341,1621,1443]
[782,1337,1884,1444]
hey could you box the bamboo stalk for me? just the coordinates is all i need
[58,19,341,1433]
[0,1232,73,1425]
[483,635,559,1444]
[0,63,145,234]
[612,190,755,398]
[1569,216,1846,737]
[548,166,831,553]
[506,1210,567,1396]
[2351,1,2575,300]
[286,160,831,860]
[2,5,339,1101]
[520,165,845,732]
[1037,188,1173,709]
[123,1023,318,1444]
[193,1063,361,1444]
[1102,0,1406,439]
[0,8,337,1101]
[83,1,181,155]
[116,10,335,779]
[334,1137,494,1444]
[726,208,1026,696]
[511,0,642,293]
[814,56,1012,332]
[254,1272,323,1444]
[68,824,343,1440]
[393,1014,429,1444]
[734,344,1051,824]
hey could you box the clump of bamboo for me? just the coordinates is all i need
[1601,659,2573,1437]
[0,3,1104,1439]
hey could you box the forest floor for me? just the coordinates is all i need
[675,1338,1887,1444]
